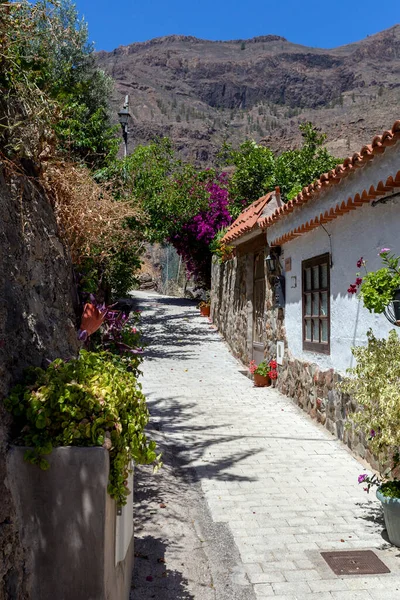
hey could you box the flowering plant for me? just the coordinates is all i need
[358,455,400,499]
[339,329,400,498]
[249,359,278,379]
[169,173,232,287]
[348,249,400,314]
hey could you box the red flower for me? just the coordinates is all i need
[269,360,277,369]
[356,257,363,268]
[269,370,278,380]
[355,277,363,286]
[347,284,357,294]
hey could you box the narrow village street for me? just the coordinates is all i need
[132,290,400,600]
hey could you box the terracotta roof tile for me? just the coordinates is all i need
[222,192,273,244]
[257,119,400,231]
[269,170,400,247]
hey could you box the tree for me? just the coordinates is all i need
[0,0,118,168]
[219,123,339,214]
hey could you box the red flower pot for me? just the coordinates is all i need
[200,305,210,317]
[253,373,271,387]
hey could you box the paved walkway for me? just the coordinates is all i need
[133,291,400,600]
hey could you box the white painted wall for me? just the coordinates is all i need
[278,197,399,373]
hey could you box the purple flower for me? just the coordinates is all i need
[379,248,391,255]
[78,329,88,341]
[370,429,376,438]
[358,474,367,483]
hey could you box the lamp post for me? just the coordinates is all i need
[118,95,131,158]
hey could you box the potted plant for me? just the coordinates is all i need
[199,300,211,317]
[348,249,400,322]
[249,359,278,387]
[340,329,400,546]
[5,350,161,598]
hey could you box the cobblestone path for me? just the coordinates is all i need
[133,291,400,600]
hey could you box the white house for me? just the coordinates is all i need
[211,119,400,463]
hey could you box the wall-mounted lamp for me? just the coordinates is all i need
[265,246,281,275]
[265,254,277,273]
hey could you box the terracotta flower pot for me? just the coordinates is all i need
[253,373,271,387]
[200,305,210,317]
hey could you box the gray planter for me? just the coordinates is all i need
[7,446,134,600]
[376,487,400,547]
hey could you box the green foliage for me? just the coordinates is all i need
[359,251,400,314]
[219,140,275,216]
[380,480,400,498]
[219,123,339,213]
[0,0,117,168]
[209,228,234,263]
[274,123,339,200]
[96,138,214,242]
[339,329,400,472]
[360,269,400,313]
[5,350,160,506]
[103,247,142,299]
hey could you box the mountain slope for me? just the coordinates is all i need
[97,26,400,162]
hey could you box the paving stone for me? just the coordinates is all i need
[137,291,400,599]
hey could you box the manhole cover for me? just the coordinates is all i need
[321,550,390,575]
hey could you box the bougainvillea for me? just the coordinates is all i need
[169,174,232,287]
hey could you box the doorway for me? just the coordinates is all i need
[252,251,266,364]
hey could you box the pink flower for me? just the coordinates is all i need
[379,248,390,255]
[131,327,137,333]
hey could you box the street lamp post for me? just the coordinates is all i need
[118,95,131,157]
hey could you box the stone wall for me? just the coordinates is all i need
[0,170,79,599]
[211,255,250,364]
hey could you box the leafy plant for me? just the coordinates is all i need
[210,228,234,263]
[339,329,400,496]
[0,0,118,168]
[249,360,278,379]
[357,469,400,499]
[5,350,160,506]
[348,249,400,314]
[90,309,143,373]
[218,123,339,214]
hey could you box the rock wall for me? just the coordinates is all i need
[211,256,250,364]
[212,254,377,469]
[0,169,79,599]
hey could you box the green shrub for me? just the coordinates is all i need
[5,350,160,506]
[340,329,400,465]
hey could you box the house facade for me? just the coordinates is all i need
[211,120,400,465]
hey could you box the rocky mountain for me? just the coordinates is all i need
[97,25,400,162]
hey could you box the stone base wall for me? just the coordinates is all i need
[275,353,377,468]
[211,256,250,364]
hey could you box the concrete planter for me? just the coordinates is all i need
[376,487,400,547]
[7,446,134,600]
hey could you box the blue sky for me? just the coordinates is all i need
[74,0,399,51]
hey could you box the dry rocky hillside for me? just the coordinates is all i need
[97,25,400,162]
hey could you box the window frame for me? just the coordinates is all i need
[302,253,330,354]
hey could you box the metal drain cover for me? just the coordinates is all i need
[321,550,390,575]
